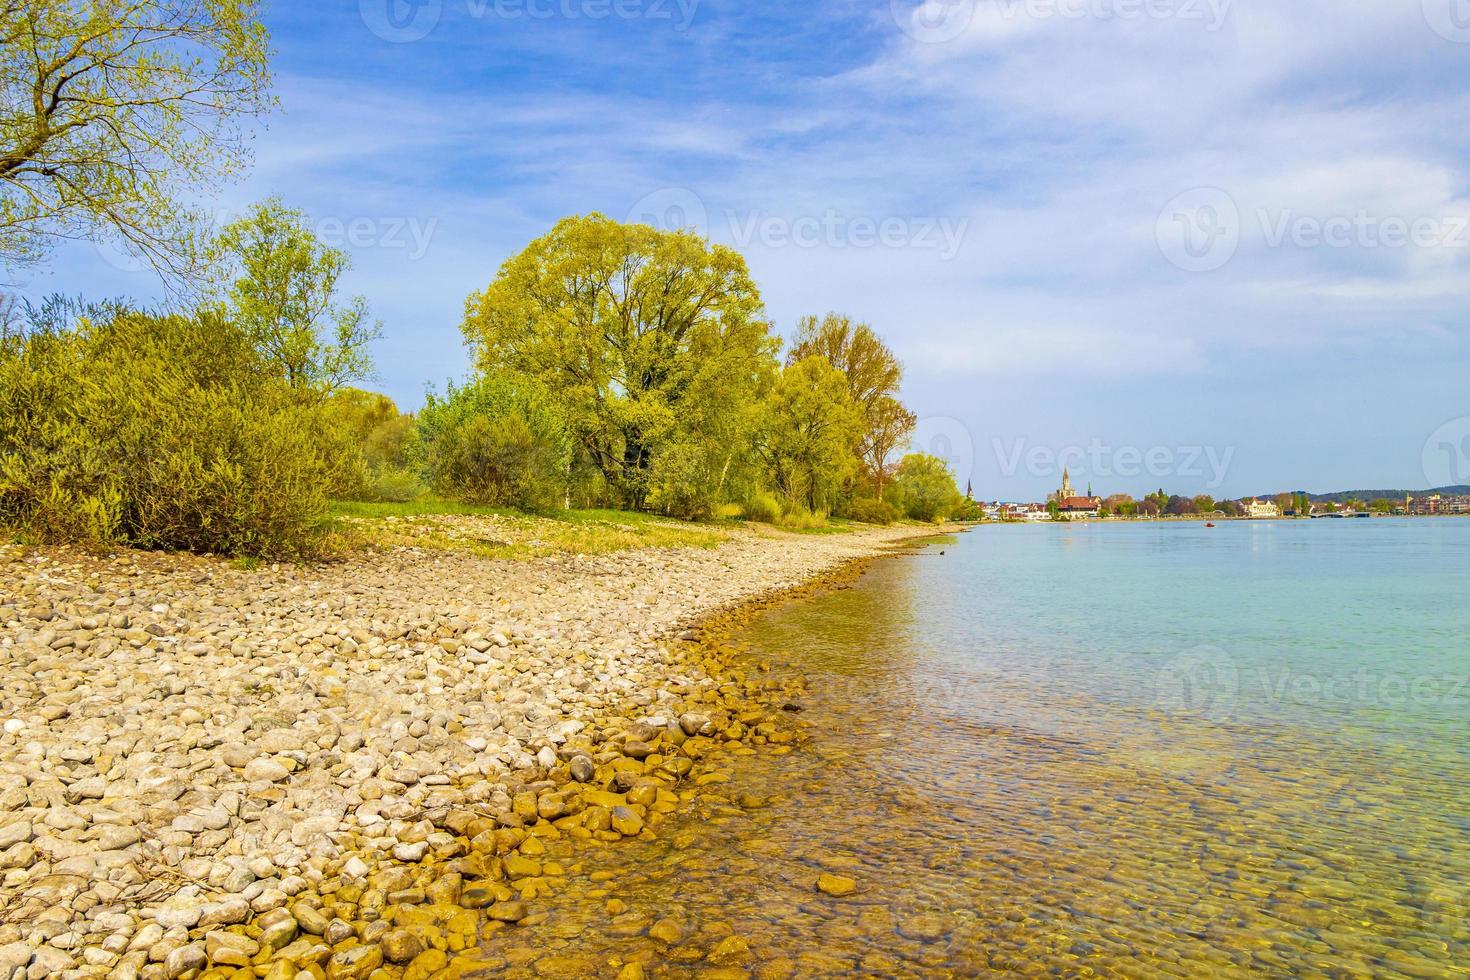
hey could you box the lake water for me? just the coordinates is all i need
[491,519,1470,977]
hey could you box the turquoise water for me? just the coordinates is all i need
[487,518,1470,977]
[738,518,1470,975]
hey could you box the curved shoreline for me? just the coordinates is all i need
[0,522,955,979]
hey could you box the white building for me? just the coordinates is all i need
[1243,498,1280,519]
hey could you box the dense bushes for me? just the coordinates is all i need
[414,374,571,511]
[891,453,964,522]
[846,497,897,525]
[326,388,423,502]
[0,307,354,557]
[741,492,782,523]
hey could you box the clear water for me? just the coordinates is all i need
[488,519,1470,978]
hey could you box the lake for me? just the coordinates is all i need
[492,518,1470,977]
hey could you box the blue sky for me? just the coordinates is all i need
[23,0,1470,500]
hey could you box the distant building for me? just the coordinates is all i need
[1050,469,1102,519]
[1242,498,1280,519]
[1410,494,1470,515]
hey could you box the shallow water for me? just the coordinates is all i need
[488,519,1470,977]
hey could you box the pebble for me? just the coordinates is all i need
[0,524,921,976]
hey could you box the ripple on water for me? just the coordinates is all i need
[484,534,1470,978]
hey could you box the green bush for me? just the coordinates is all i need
[364,466,426,503]
[646,441,720,520]
[891,453,963,522]
[776,504,827,530]
[415,374,572,511]
[846,497,897,525]
[741,492,781,523]
[0,306,354,557]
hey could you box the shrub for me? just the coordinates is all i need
[776,504,827,530]
[646,441,721,520]
[891,453,963,522]
[0,306,353,558]
[364,466,426,503]
[415,374,572,511]
[741,492,781,523]
[846,497,897,525]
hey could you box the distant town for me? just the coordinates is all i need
[975,471,1470,522]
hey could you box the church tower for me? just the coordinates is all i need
[1059,468,1074,501]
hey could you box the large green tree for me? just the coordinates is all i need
[206,199,380,397]
[891,452,963,521]
[787,312,914,498]
[757,356,863,513]
[463,214,777,510]
[0,0,273,273]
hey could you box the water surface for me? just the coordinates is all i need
[493,519,1470,977]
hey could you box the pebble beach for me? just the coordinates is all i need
[0,521,940,979]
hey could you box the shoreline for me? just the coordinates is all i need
[0,521,955,979]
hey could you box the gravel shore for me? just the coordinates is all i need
[0,522,942,979]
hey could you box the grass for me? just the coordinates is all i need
[329,498,731,559]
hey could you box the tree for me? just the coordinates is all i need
[463,214,777,510]
[891,452,963,521]
[1193,494,1216,513]
[0,1,273,273]
[207,200,380,397]
[326,387,421,501]
[787,312,914,498]
[415,373,572,512]
[1165,494,1197,516]
[756,356,862,513]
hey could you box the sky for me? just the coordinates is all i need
[20,0,1470,500]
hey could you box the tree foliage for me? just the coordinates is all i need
[0,0,274,273]
[756,356,863,514]
[326,387,421,502]
[463,214,777,511]
[787,312,914,497]
[207,199,380,396]
[415,373,572,512]
[0,301,351,557]
[891,452,963,521]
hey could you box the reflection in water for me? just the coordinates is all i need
[485,523,1470,978]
